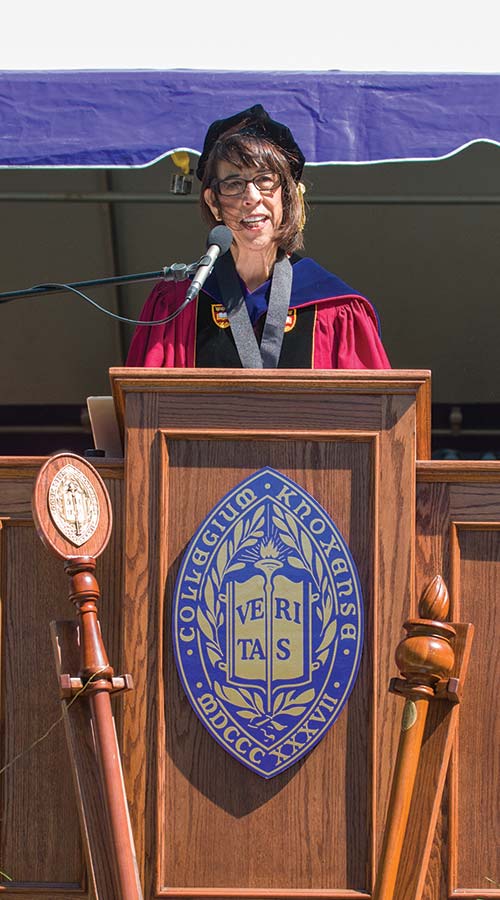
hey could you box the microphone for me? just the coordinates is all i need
[185,225,233,302]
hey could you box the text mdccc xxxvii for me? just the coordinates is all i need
[172,467,364,778]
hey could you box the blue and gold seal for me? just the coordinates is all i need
[173,468,363,778]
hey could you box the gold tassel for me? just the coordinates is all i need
[297,182,307,231]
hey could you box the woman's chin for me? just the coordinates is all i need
[233,229,279,255]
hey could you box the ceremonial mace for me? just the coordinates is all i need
[373,575,473,900]
[32,453,143,900]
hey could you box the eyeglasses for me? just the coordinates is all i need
[212,172,282,197]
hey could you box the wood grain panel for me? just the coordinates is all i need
[0,460,124,896]
[111,368,431,458]
[160,438,374,894]
[0,460,123,521]
[0,522,83,888]
[115,371,420,898]
[157,394,382,433]
[112,369,430,401]
[0,479,34,517]
[392,622,474,900]
[416,461,500,483]
[3,384,499,895]
[121,392,162,895]
[374,394,416,864]
[51,620,117,900]
[450,484,500,520]
[415,468,500,900]
[450,525,500,894]
[415,483,451,594]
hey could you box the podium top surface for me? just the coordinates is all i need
[110,368,432,458]
[110,367,430,387]
[110,366,431,401]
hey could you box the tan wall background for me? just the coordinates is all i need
[0,141,498,404]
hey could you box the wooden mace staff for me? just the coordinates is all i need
[33,453,143,900]
[372,575,460,900]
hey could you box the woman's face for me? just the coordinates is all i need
[204,160,283,257]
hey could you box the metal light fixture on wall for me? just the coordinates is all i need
[171,151,193,195]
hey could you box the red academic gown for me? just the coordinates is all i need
[126,257,390,369]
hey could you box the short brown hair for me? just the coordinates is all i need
[199,133,305,255]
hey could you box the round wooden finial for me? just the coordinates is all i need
[418,574,450,621]
[32,453,112,561]
[394,576,456,698]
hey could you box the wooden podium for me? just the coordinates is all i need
[0,368,498,900]
[110,368,429,899]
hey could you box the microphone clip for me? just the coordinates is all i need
[161,261,198,281]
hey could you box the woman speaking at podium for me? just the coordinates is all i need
[126,105,390,370]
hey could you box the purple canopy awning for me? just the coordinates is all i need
[1,69,499,168]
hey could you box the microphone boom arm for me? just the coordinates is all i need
[0,261,199,304]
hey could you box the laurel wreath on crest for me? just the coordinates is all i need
[272,504,337,667]
[214,682,316,736]
[196,501,337,739]
[196,504,266,668]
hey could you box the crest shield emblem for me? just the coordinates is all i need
[48,463,100,546]
[173,468,363,778]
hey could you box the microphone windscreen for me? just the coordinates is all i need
[206,225,233,255]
